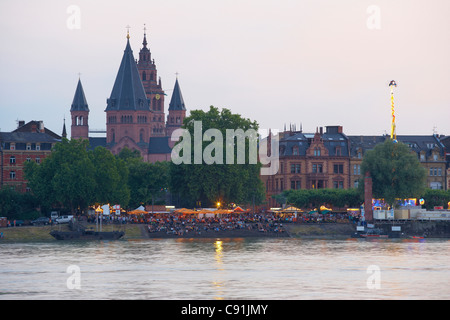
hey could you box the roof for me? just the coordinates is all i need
[148,136,172,154]
[348,135,446,157]
[106,38,150,111]
[279,131,350,157]
[0,132,60,144]
[88,137,107,150]
[168,78,186,111]
[70,79,89,112]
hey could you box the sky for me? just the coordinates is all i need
[0,0,449,138]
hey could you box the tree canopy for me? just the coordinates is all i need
[25,139,130,214]
[169,106,265,208]
[360,139,427,205]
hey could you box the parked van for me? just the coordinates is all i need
[55,215,74,224]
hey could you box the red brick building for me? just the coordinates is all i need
[262,125,351,208]
[0,121,62,192]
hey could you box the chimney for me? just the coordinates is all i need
[319,127,323,135]
[18,120,25,128]
[39,121,45,133]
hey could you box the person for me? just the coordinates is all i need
[0,232,3,239]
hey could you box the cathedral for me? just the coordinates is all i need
[70,28,187,162]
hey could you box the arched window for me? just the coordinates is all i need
[142,72,146,81]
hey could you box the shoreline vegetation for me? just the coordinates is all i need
[1,221,449,242]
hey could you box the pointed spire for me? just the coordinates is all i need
[70,78,89,112]
[168,78,186,111]
[62,117,67,138]
[106,36,150,111]
[142,24,148,48]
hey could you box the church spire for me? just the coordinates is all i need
[106,34,150,111]
[168,77,186,111]
[142,24,148,48]
[70,78,89,112]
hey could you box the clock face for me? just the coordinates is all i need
[155,94,160,100]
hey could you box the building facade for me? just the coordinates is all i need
[262,125,351,208]
[70,30,187,162]
[0,121,62,192]
[262,125,448,208]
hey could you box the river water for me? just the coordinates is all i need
[0,238,449,300]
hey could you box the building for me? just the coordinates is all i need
[262,125,351,208]
[262,125,448,208]
[0,120,62,192]
[70,29,187,162]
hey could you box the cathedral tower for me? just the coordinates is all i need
[105,32,151,155]
[166,77,186,138]
[70,78,89,140]
[137,26,166,137]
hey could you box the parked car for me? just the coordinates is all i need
[31,217,50,226]
[55,215,74,224]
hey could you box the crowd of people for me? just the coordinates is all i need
[146,214,287,237]
[83,210,360,237]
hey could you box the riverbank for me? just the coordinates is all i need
[1,221,449,242]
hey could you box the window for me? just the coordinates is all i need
[36,157,41,164]
[333,164,344,174]
[290,163,301,174]
[312,164,323,173]
[293,146,299,155]
[314,148,321,156]
[291,180,301,190]
[10,171,16,180]
[333,181,344,189]
[10,156,16,165]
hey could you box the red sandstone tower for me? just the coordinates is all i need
[137,27,166,137]
[105,31,152,155]
[70,78,89,140]
[166,77,186,140]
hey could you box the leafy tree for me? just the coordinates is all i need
[421,189,450,210]
[360,139,427,206]
[127,160,170,209]
[277,188,362,210]
[25,139,130,214]
[170,106,265,208]
[91,146,130,206]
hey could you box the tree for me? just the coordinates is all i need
[25,139,130,214]
[360,139,427,206]
[277,188,362,210]
[127,160,170,209]
[91,146,130,206]
[169,106,265,208]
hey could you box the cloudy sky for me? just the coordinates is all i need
[1,0,449,137]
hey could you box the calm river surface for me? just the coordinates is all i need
[0,238,449,300]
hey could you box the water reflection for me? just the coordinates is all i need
[0,238,449,299]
